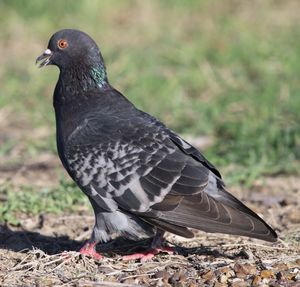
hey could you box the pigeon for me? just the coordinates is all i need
[36,29,277,261]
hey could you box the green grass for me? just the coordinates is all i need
[0,0,300,221]
[0,179,88,225]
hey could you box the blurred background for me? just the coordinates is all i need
[0,0,299,223]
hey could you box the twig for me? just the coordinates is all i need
[120,272,155,281]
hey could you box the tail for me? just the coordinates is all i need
[157,185,277,242]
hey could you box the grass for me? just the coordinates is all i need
[0,179,88,225]
[0,0,300,221]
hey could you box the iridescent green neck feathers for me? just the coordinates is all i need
[90,65,107,88]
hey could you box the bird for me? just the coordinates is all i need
[36,29,277,261]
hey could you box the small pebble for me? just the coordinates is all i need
[219,274,228,283]
[260,269,275,279]
[219,266,235,278]
[252,275,261,286]
[234,262,257,277]
[202,270,214,281]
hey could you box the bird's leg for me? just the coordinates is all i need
[79,241,102,260]
[123,230,174,261]
[150,230,174,254]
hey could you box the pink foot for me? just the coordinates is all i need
[123,246,174,262]
[80,242,102,260]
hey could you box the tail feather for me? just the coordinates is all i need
[158,188,277,242]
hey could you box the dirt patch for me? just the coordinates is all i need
[0,176,299,286]
[0,153,62,188]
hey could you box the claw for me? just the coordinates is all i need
[123,231,174,261]
[80,242,102,260]
[123,246,174,262]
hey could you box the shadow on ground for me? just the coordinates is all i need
[0,225,82,254]
[0,225,249,261]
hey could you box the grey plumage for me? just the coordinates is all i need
[36,29,277,251]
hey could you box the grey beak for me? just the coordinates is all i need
[36,49,52,68]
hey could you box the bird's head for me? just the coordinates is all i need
[36,29,104,70]
[36,29,108,88]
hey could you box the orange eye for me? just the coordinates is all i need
[58,39,68,49]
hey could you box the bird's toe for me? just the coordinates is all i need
[79,242,103,260]
[122,246,174,262]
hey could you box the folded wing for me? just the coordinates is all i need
[65,113,277,242]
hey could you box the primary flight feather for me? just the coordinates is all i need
[36,29,277,260]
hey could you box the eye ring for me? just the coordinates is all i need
[58,39,68,49]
